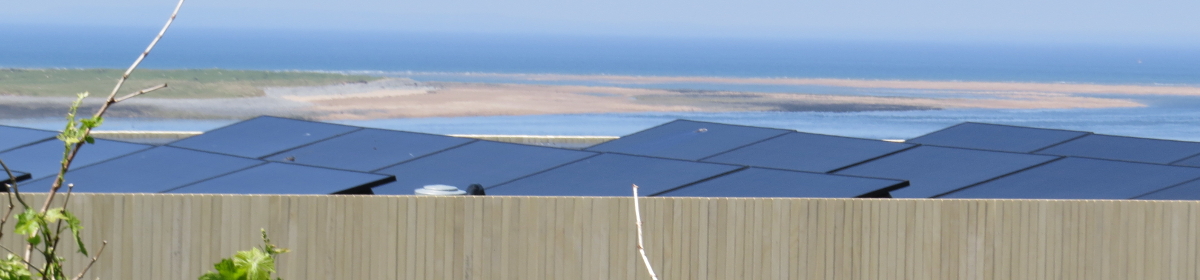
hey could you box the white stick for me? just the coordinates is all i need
[632,184,660,280]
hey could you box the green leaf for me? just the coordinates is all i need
[84,135,95,144]
[80,117,103,129]
[13,209,39,237]
[25,236,39,247]
[61,210,88,256]
[201,258,243,280]
[43,208,66,223]
[197,272,223,280]
[234,248,275,280]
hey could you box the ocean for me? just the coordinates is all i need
[5,26,1200,139]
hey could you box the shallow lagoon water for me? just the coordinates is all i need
[8,103,1200,142]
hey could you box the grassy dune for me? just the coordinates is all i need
[0,69,381,98]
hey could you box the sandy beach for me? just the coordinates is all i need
[3,74,1183,120]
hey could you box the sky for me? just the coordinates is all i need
[2,0,1199,45]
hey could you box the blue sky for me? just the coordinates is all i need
[2,0,1198,45]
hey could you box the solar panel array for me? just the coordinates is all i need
[5,116,1200,199]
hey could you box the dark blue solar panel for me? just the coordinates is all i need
[0,139,151,180]
[168,163,393,194]
[488,153,744,196]
[943,157,1200,199]
[169,116,360,158]
[371,141,598,195]
[20,146,264,193]
[834,146,1060,198]
[585,119,790,161]
[0,125,57,152]
[907,122,1089,153]
[264,128,474,172]
[3,170,31,185]
[1135,179,1200,200]
[702,132,915,173]
[659,167,907,198]
[1035,134,1200,164]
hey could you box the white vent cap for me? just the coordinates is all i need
[415,184,467,195]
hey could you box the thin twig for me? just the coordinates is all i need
[0,159,16,189]
[0,159,23,242]
[114,83,168,103]
[41,0,186,213]
[0,159,27,208]
[632,184,660,280]
[70,241,107,280]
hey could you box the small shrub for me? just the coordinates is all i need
[199,229,290,280]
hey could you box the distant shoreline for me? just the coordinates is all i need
[8,69,1197,121]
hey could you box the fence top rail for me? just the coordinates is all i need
[14,192,1200,204]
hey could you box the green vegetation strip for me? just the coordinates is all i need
[0,69,381,98]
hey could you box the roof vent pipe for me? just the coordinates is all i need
[415,184,467,195]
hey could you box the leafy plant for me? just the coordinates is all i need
[199,230,290,280]
[0,0,186,279]
[0,93,110,280]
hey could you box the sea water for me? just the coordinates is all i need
[5,27,1200,139]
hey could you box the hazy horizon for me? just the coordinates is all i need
[3,0,1199,47]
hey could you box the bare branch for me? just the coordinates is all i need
[42,0,187,213]
[71,241,107,280]
[0,159,16,190]
[0,159,27,210]
[632,184,660,280]
[101,0,186,106]
[114,83,168,103]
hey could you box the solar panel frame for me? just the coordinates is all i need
[18,146,266,193]
[701,131,917,173]
[263,128,477,172]
[1034,134,1200,165]
[370,140,600,195]
[906,122,1091,153]
[166,162,395,194]
[942,157,1200,199]
[1134,178,1200,200]
[1169,153,1200,168]
[658,167,908,198]
[833,145,1062,198]
[168,116,362,159]
[0,125,58,153]
[487,153,746,197]
[2,170,31,185]
[0,138,152,180]
[585,119,792,161]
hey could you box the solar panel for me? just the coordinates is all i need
[659,167,907,198]
[264,128,474,172]
[942,157,1200,199]
[168,162,394,194]
[371,141,598,195]
[20,146,264,193]
[0,139,151,180]
[906,122,1090,153]
[169,116,360,158]
[0,125,58,152]
[834,146,1060,198]
[487,153,744,196]
[1135,179,1200,200]
[702,132,915,173]
[585,119,791,161]
[1035,134,1200,164]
